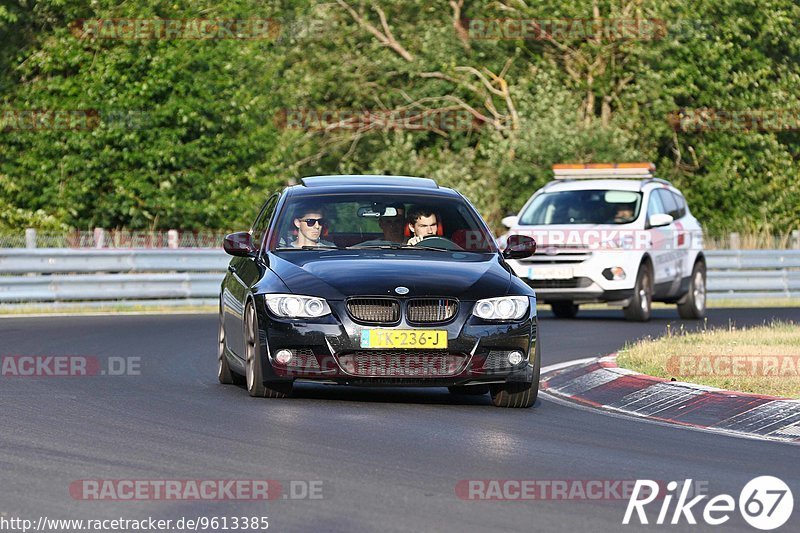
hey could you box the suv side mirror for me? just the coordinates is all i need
[501,215,519,228]
[503,234,536,260]
[648,213,674,228]
[223,232,256,256]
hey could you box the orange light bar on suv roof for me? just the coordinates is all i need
[552,163,656,171]
[552,162,656,179]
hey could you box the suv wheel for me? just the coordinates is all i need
[677,261,707,319]
[624,263,652,322]
[551,301,579,319]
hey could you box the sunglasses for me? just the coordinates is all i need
[300,218,326,227]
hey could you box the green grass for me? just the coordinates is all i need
[617,321,800,398]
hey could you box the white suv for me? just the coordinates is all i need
[503,163,706,321]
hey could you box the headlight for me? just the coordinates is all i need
[264,294,331,318]
[472,296,529,320]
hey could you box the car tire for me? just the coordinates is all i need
[489,341,540,408]
[245,302,292,398]
[677,261,707,319]
[551,301,579,319]
[624,263,652,322]
[218,311,243,385]
[448,385,490,396]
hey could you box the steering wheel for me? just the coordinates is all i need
[411,236,464,251]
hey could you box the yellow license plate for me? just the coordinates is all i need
[360,329,448,349]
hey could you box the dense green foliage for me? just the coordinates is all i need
[1,0,798,235]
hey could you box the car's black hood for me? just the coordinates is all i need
[264,250,512,301]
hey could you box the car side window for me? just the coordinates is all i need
[657,189,679,221]
[671,191,687,219]
[251,194,279,251]
[647,190,666,219]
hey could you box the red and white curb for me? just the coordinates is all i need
[541,355,800,444]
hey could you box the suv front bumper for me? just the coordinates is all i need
[508,252,643,304]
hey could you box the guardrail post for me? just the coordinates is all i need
[93,227,105,249]
[25,228,37,249]
[729,232,740,250]
[168,229,179,249]
[792,230,800,250]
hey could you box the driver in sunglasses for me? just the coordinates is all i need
[290,205,336,248]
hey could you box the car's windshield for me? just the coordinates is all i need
[269,193,497,253]
[518,189,643,225]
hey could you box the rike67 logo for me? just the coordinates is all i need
[624,476,793,530]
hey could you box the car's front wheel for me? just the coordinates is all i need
[624,263,652,322]
[218,311,243,385]
[245,302,292,398]
[677,261,707,319]
[489,341,540,408]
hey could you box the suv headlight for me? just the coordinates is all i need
[472,296,529,320]
[264,294,331,318]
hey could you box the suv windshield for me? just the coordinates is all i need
[269,193,497,253]
[519,190,643,225]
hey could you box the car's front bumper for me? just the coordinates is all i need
[507,251,642,304]
[253,297,538,387]
[527,285,634,305]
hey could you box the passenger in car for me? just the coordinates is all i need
[613,204,635,223]
[284,204,336,247]
[406,205,439,245]
[377,203,406,242]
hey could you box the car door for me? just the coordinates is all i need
[666,191,691,294]
[650,189,683,297]
[645,189,672,290]
[223,194,278,359]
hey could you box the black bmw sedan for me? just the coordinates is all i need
[218,175,540,407]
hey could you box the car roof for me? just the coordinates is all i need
[290,175,460,197]
[302,175,436,188]
[540,178,681,194]
[542,179,645,192]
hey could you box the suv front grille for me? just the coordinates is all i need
[407,298,458,323]
[519,245,593,264]
[529,277,592,289]
[337,351,467,377]
[346,298,400,324]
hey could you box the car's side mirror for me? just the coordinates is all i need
[501,215,519,228]
[503,234,536,260]
[648,213,674,228]
[223,232,257,256]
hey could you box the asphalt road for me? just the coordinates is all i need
[1,307,799,532]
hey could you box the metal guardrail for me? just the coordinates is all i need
[705,250,800,299]
[0,249,797,305]
[0,249,228,304]
[0,273,223,302]
[0,249,229,274]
